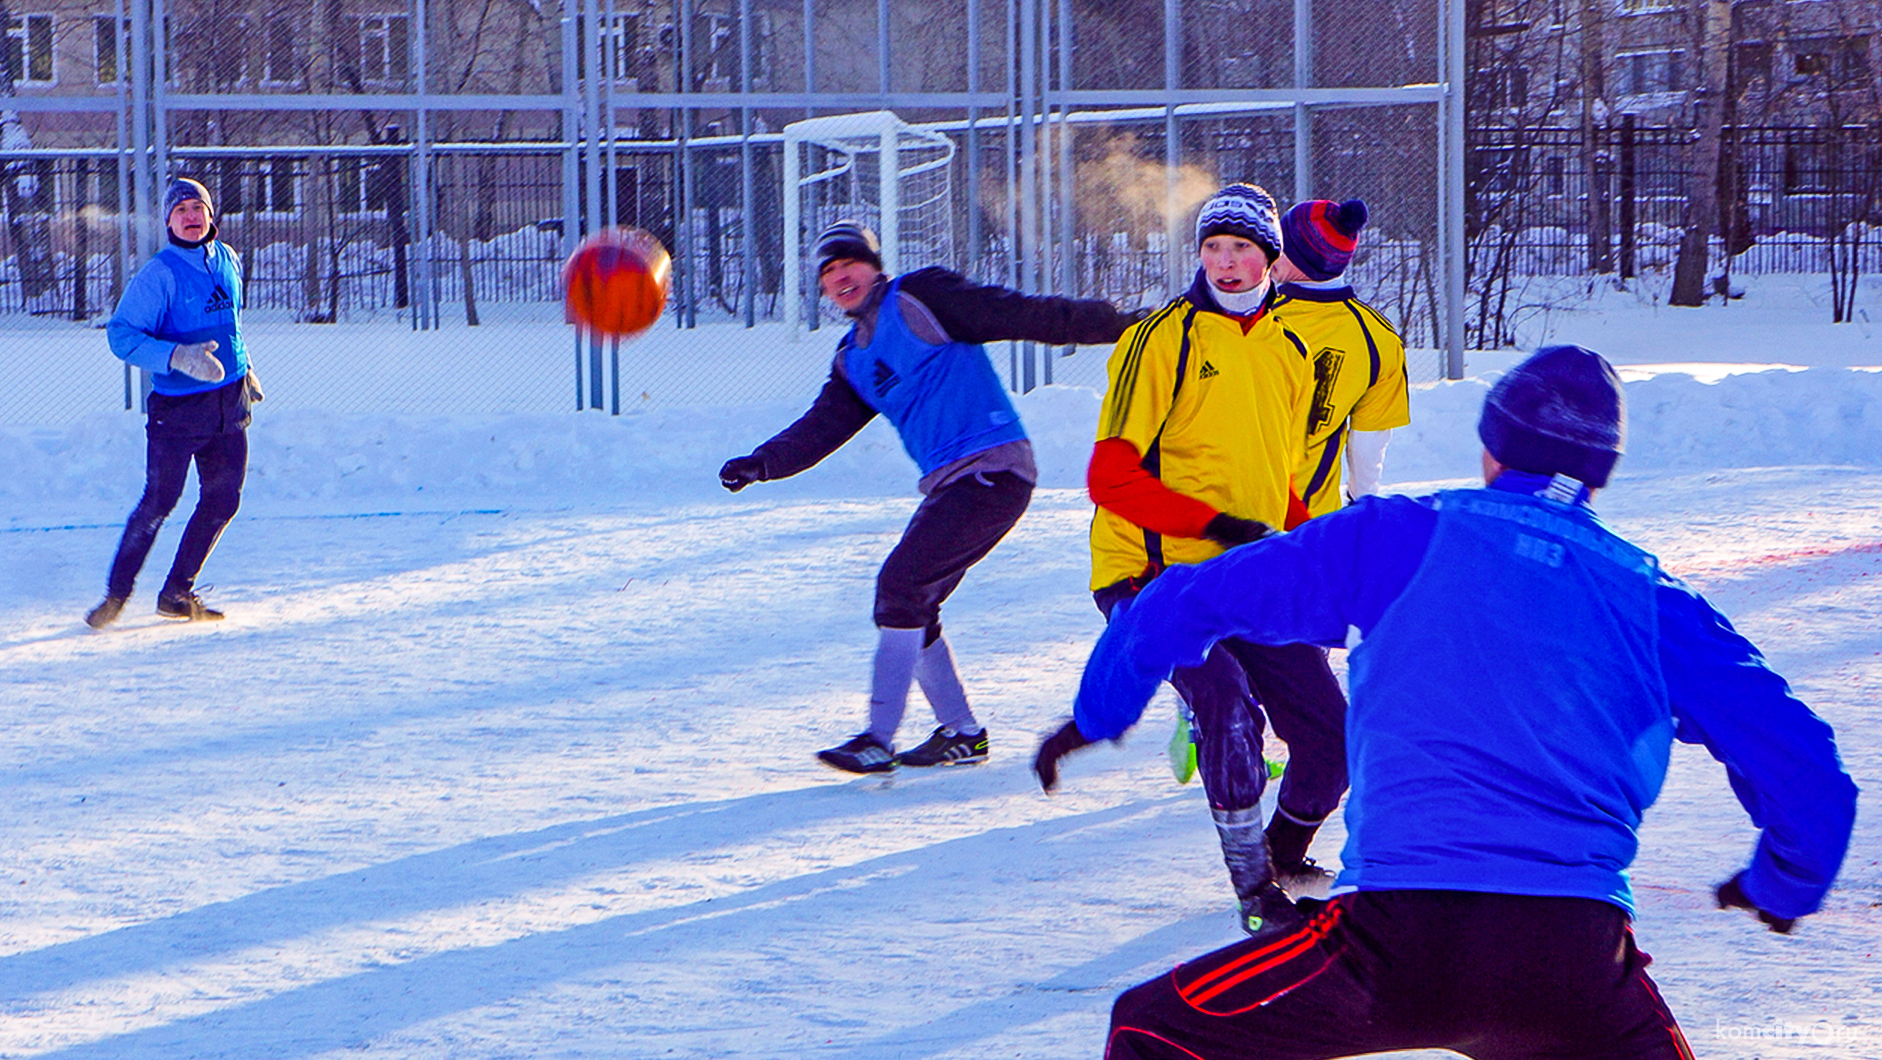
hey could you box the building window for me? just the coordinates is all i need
[336,157,402,215]
[607,12,639,84]
[1795,36,1873,84]
[5,14,55,86]
[94,15,130,84]
[1615,49,1683,95]
[1543,155,1565,197]
[359,15,409,85]
[334,15,409,88]
[263,21,301,85]
[178,16,250,88]
[217,158,299,216]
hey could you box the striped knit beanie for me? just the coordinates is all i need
[1281,199,1368,281]
[814,220,882,272]
[1195,183,1281,263]
[1478,345,1626,488]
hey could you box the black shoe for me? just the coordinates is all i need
[156,590,223,621]
[817,732,896,774]
[1239,882,1307,940]
[1276,858,1336,900]
[895,725,989,767]
[85,595,127,630]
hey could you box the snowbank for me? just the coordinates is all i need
[6,364,1882,520]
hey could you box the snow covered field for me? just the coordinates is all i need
[2,293,1880,1059]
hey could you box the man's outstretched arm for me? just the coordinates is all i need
[1659,579,1859,924]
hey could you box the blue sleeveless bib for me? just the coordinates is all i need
[841,278,1026,475]
[149,242,247,396]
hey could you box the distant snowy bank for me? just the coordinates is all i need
[6,363,1882,518]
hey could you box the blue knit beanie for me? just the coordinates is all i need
[163,177,214,219]
[1478,345,1626,488]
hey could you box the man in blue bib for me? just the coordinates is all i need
[720,221,1144,773]
[1058,346,1856,1059]
[87,177,259,628]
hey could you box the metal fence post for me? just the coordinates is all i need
[1443,0,1466,380]
[1619,113,1636,280]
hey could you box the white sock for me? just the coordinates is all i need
[866,627,926,746]
[916,634,980,734]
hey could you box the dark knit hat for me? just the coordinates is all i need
[1281,199,1367,281]
[1196,183,1281,263]
[163,176,214,219]
[1478,345,1626,488]
[814,220,882,272]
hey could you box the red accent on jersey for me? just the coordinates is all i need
[1087,437,1220,539]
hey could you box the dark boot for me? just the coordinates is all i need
[156,588,223,621]
[1267,808,1336,899]
[1212,806,1305,939]
[85,595,128,630]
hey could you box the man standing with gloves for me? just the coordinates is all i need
[1059,345,1856,1060]
[87,177,258,628]
[719,221,1143,774]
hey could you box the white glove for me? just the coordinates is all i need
[244,367,265,403]
[169,341,225,382]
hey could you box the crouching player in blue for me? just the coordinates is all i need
[1040,345,1857,1059]
[721,221,1144,773]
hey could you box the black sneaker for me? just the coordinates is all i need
[817,732,896,774]
[1239,882,1307,941]
[895,725,989,767]
[1276,858,1336,900]
[156,590,224,621]
[85,595,127,630]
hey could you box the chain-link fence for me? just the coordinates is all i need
[4,0,1466,426]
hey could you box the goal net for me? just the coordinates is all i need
[782,111,955,331]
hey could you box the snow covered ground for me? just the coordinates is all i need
[2,291,1880,1059]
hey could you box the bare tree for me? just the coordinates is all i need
[1669,0,1732,306]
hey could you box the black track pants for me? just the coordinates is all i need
[874,470,1033,632]
[1106,891,1694,1060]
[1095,583,1348,820]
[107,428,248,599]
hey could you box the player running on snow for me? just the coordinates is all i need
[719,221,1144,774]
[1266,199,1410,517]
[87,177,262,629]
[1055,345,1856,1059]
[1037,183,1351,936]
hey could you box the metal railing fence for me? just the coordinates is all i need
[1,0,1469,426]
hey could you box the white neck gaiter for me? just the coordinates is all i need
[1211,278,1270,315]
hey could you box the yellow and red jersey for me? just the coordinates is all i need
[1088,273,1312,591]
[1269,283,1411,518]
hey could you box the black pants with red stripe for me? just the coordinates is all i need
[1106,891,1694,1060]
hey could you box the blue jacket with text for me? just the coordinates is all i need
[1075,472,1857,919]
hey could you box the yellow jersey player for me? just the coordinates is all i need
[1268,200,1410,521]
[1040,183,1350,938]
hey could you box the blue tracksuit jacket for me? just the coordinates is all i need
[1076,471,1857,920]
[107,239,249,396]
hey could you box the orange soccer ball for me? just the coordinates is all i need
[563,228,671,338]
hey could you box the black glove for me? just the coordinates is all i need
[1204,513,1275,548]
[1716,873,1797,934]
[719,455,766,493]
[1033,719,1093,793]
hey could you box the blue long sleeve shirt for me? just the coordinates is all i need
[1075,472,1857,919]
[107,240,248,396]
